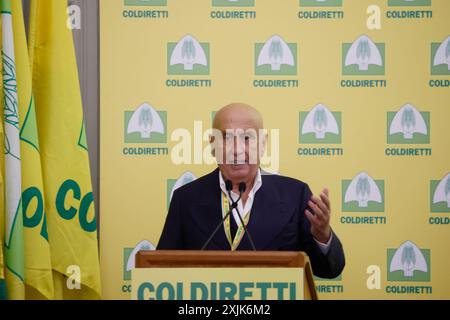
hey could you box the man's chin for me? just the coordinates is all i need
[222,164,254,180]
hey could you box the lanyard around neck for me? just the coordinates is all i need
[221,191,251,251]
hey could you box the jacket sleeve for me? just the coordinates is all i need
[157,189,183,249]
[298,183,346,279]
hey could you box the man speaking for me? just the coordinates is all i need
[158,103,345,279]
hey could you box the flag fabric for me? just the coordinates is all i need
[0,165,6,299]
[28,0,101,299]
[0,236,6,300]
[1,0,55,300]
[1,0,25,300]
[11,0,54,300]
[0,19,5,302]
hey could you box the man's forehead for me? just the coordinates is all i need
[220,117,259,129]
[218,128,259,135]
[214,105,263,130]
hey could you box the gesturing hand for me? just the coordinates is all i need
[305,188,332,244]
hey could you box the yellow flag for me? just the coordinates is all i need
[11,0,54,300]
[1,0,25,300]
[0,14,5,302]
[28,0,101,299]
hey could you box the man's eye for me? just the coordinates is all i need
[245,135,256,141]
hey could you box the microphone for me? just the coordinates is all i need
[238,182,246,194]
[200,181,243,250]
[226,181,257,251]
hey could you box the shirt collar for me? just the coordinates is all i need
[219,168,263,199]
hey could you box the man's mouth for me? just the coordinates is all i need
[233,159,247,165]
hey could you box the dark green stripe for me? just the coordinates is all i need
[0,279,7,300]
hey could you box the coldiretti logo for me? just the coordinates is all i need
[299,0,342,7]
[124,102,167,143]
[431,35,450,75]
[167,172,197,209]
[430,173,450,213]
[124,0,167,5]
[387,241,430,282]
[388,0,431,6]
[299,104,342,144]
[387,103,430,144]
[123,240,155,281]
[212,0,255,6]
[168,34,210,75]
[255,35,297,76]
[342,35,385,76]
[342,172,384,212]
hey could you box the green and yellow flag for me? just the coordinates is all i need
[1,0,25,300]
[28,0,101,299]
[12,0,54,300]
[0,16,4,302]
[1,0,55,300]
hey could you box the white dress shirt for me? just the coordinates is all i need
[219,169,332,254]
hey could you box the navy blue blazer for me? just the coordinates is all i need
[157,169,345,279]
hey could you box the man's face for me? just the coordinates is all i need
[211,108,265,183]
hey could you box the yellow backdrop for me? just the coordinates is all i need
[100,0,450,300]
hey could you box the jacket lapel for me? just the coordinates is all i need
[242,175,295,250]
[188,169,230,250]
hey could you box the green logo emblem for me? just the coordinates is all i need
[431,36,450,75]
[343,35,385,76]
[387,241,430,282]
[124,102,167,143]
[387,104,430,144]
[168,34,210,75]
[299,104,342,144]
[255,35,297,76]
[430,173,450,213]
[342,172,384,212]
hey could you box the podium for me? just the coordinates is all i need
[134,250,317,300]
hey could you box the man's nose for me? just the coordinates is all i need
[233,137,246,156]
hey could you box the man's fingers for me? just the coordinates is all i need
[305,209,318,225]
[319,192,330,210]
[308,201,330,227]
[306,209,328,233]
[309,197,329,219]
[308,200,321,217]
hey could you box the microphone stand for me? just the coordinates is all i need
[226,182,257,251]
[200,190,243,251]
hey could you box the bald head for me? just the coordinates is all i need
[213,103,263,131]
